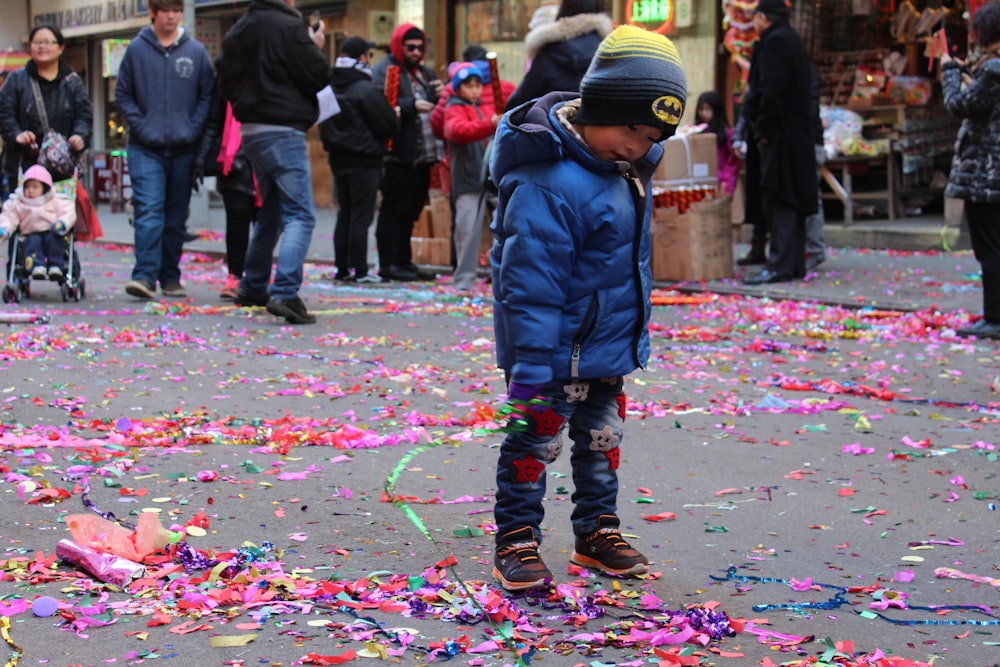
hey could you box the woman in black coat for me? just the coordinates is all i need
[0,25,92,190]
[503,0,613,110]
[942,3,1000,339]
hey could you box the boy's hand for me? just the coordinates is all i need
[51,220,69,235]
[191,166,204,193]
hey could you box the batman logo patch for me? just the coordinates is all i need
[652,96,683,126]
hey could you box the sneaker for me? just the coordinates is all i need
[266,296,316,324]
[219,275,240,300]
[234,290,269,307]
[161,283,187,297]
[956,318,1000,340]
[570,515,649,577]
[492,526,552,591]
[47,266,64,281]
[125,279,156,299]
[354,274,383,284]
[27,256,45,280]
[333,272,353,282]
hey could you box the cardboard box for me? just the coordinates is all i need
[413,205,432,238]
[651,196,733,282]
[411,237,451,267]
[653,133,718,190]
[428,196,452,239]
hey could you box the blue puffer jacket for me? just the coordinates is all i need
[489,92,661,385]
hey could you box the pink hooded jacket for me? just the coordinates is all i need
[0,187,76,237]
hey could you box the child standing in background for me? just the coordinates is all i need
[443,63,498,293]
[0,164,74,280]
[695,91,740,197]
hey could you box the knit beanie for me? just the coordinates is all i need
[755,0,790,18]
[575,25,687,141]
[340,36,375,59]
[22,164,53,192]
[451,62,483,91]
[403,27,424,42]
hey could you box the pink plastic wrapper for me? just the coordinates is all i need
[56,539,146,589]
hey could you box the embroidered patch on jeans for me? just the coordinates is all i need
[513,455,544,483]
[605,448,620,470]
[616,393,627,421]
[533,407,565,436]
[589,425,620,452]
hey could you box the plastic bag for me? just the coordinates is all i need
[65,512,179,563]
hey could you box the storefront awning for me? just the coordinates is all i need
[0,52,29,73]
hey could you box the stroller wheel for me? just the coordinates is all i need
[2,285,14,303]
[60,283,69,302]
[78,278,86,300]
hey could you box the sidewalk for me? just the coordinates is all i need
[95,201,982,315]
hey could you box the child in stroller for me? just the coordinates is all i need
[1,164,83,302]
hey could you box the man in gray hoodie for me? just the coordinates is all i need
[116,0,213,300]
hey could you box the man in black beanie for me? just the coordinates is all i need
[741,0,818,285]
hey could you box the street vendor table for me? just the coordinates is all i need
[820,153,897,226]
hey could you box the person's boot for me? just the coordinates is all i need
[737,239,767,266]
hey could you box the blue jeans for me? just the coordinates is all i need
[495,377,625,544]
[126,143,194,286]
[239,129,316,300]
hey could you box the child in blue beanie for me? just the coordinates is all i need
[489,25,687,591]
[443,63,499,293]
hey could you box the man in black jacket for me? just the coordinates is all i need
[320,36,399,284]
[220,0,330,324]
[741,0,818,285]
[371,23,443,282]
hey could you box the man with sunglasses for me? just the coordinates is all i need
[371,23,443,282]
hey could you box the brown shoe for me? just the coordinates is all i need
[736,239,767,266]
[493,526,552,591]
[571,515,649,577]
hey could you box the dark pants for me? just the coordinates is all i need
[22,231,65,271]
[762,190,806,279]
[377,161,432,269]
[221,189,255,279]
[333,166,380,277]
[744,140,766,243]
[965,201,1000,323]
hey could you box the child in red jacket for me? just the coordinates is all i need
[443,63,499,293]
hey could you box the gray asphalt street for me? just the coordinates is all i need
[0,215,997,667]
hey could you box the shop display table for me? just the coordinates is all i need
[820,153,897,226]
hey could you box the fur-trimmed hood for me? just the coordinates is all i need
[524,13,614,60]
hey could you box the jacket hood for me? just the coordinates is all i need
[491,92,661,186]
[524,13,614,60]
[389,22,424,67]
[25,58,76,82]
[331,66,371,87]
[137,24,191,52]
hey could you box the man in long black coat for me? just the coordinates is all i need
[741,0,817,284]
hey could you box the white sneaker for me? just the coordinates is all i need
[47,266,63,281]
[31,265,46,280]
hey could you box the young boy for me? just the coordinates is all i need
[443,63,499,292]
[489,25,687,591]
[0,164,75,280]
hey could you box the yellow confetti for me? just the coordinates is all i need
[209,633,258,648]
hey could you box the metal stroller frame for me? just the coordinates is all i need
[2,227,85,303]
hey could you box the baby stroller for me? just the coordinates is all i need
[2,227,85,303]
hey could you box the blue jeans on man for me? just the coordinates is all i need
[239,129,316,305]
[127,143,194,289]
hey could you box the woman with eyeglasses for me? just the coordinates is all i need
[0,24,93,192]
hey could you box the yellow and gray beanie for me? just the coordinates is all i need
[575,25,687,141]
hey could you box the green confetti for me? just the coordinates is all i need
[704,524,728,533]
